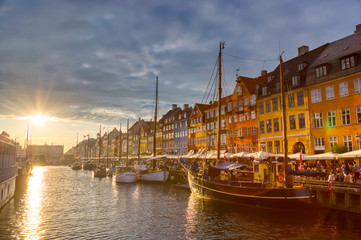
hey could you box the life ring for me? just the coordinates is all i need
[277,172,285,183]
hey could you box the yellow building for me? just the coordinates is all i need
[306,25,361,153]
[189,103,209,152]
[257,44,328,154]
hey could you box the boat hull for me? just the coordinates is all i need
[188,172,311,209]
[0,175,16,209]
[114,172,137,183]
[140,170,169,183]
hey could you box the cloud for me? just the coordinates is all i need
[0,0,360,126]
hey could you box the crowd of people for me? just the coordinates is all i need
[294,160,361,184]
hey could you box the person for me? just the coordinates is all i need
[353,161,360,182]
[337,170,344,182]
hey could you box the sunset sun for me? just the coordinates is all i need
[30,114,50,125]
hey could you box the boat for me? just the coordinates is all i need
[106,165,116,176]
[113,119,137,183]
[139,77,169,183]
[113,166,137,183]
[0,131,17,209]
[181,42,312,209]
[83,161,96,170]
[72,162,82,170]
[93,167,107,178]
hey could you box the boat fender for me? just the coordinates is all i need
[277,172,285,183]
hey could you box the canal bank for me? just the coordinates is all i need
[1,166,361,239]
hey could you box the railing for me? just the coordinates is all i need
[0,166,17,182]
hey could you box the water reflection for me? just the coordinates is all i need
[20,167,45,240]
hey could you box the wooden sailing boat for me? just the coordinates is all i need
[113,119,137,183]
[140,76,169,183]
[183,42,311,209]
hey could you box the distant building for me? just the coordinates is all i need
[29,144,64,163]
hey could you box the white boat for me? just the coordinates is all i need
[113,166,137,183]
[0,131,17,210]
[140,169,169,183]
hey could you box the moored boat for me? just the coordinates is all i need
[72,163,82,170]
[113,166,137,183]
[93,167,107,178]
[0,131,17,209]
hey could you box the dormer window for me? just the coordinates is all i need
[236,85,242,96]
[315,65,327,78]
[298,63,307,71]
[262,87,267,96]
[292,76,300,86]
[267,76,274,83]
[341,56,355,70]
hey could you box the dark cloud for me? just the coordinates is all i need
[0,0,360,125]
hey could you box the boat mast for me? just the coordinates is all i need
[119,123,122,162]
[126,118,129,167]
[153,76,158,170]
[98,124,101,164]
[279,55,288,186]
[217,41,225,160]
[138,117,141,162]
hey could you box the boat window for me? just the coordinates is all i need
[277,165,284,173]
[254,165,259,172]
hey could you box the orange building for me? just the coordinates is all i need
[188,103,209,152]
[226,75,264,153]
[306,24,361,153]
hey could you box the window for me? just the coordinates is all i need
[298,113,305,129]
[312,113,323,128]
[267,142,273,153]
[234,115,238,123]
[297,91,304,106]
[341,108,351,125]
[311,89,321,103]
[251,111,256,119]
[233,101,237,109]
[266,119,272,133]
[221,119,225,128]
[343,135,353,151]
[221,134,226,145]
[239,113,243,122]
[229,130,233,138]
[252,126,257,135]
[227,102,232,111]
[259,102,264,114]
[289,115,296,130]
[325,86,334,100]
[246,144,250,153]
[339,82,349,97]
[314,137,325,151]
[298,63,306,71]
[238,99,243,111]
[245,127,250,136]
[260,142,265,152]
[288,94,295,108]
[244,98,249,106]
[355,78,361,94]
[341,56,355,70]
[245,112,249,121]
[239,127,243,137]
[240,144,244,152]
[236,85,242,96]
[262,87,267,96]
[221,106,225,115]
[274,141,280,154]
[260,121,265,134]
[273,118,279,132]
[329,136,337,147]
[267,76,273,82]
[327,111,336,127]
[272,98,278,111]
[292,76,300,86]
[228,116,232,124]
[315,65,327,78]
[250,95,256,106]
[266,100,271,113]
[357,106,361,124]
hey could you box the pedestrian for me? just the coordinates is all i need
[353,161,360,183]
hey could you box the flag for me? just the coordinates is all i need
[300,149,302,162]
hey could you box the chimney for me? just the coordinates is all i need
[261,70,267,76]
[355,24,361,34]
[183,104,188,110]
[298,45,309,56]
[172,104,177,110]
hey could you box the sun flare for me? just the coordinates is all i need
[31,114,50,125]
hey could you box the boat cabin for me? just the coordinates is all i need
[252,158,293,187]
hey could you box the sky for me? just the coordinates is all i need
[0,0,360,152]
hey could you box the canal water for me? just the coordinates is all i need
[1,166,361,239]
